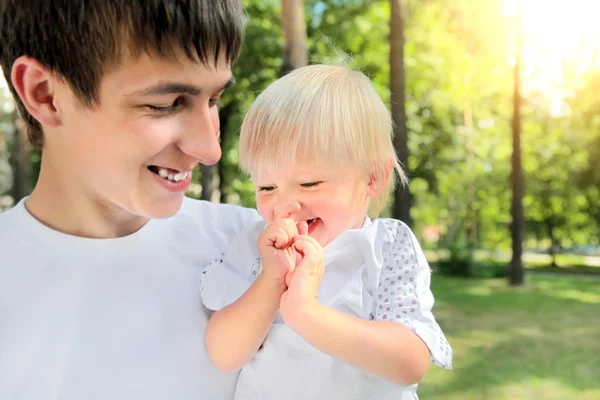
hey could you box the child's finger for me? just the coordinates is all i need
[273,225,291,248]
[274,202,301,220]
[278,219,301,248]
[295,244,303,266]
[294,235,321,252]
[263,219,298,249]
[296,220,308,236]
[285,268,295,287]
[293,236,323,269]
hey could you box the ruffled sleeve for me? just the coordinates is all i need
[372,219,453,369]
[200,220,265,311]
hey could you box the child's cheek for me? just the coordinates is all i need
[256,199,274,223]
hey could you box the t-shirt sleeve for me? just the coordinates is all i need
[204,202,262,243]
[373,219,453,369]
[178,198,262,265]
[200,221,264,311]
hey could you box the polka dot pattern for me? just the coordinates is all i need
[251,258,262,277]
[374,219,453,369]
[200,253,224,305]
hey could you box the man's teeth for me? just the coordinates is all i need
[157,168,189,182]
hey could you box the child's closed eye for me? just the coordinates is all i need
[300,181,322,188]
[257,185,276,192]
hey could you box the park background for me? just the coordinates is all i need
[0,1,598,399]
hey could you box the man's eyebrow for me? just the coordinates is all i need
[220,76,236,92]
[126,77,235,97]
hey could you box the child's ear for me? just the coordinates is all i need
[367,159,394,197]
[11,55,62,128]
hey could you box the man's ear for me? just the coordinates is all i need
[367,159,395,198]
[11,56,62,128]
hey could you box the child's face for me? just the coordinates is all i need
[47,47,232,219]
[251,160,376,247]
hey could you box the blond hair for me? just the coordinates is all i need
[239,64,407,216]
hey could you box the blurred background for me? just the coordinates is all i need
[1,0,599,398]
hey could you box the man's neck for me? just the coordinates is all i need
[26,172,149,239]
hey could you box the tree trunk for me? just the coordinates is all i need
[218,104,233,204]
[200,164,219,203]
[464,102,477,247]
[218,144,227,205]
[0,128,12,198]
[509,0,525,286]
[549,240,559,268]
[9,112,30,203]
[390,0,412,226]
[281,0,308,74]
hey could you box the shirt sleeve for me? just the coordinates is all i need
[200,221,264,311]
[373,219,453,369]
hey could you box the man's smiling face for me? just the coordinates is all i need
[47,49,233,219]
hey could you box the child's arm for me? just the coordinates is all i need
[205,272,286,371]
[206,204,307,371]
[282,229,449,386]
[284,300,430,385]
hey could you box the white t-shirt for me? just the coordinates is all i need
[201,217,453,400]
[0,197,260,400]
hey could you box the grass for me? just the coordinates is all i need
[418,274,600,400]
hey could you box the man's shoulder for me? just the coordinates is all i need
[0,210,9,244]
[0,203,17,222]
[179,197,259,224]
[0,204,19,239]
[170,197,260,238]
[0,206,27,268]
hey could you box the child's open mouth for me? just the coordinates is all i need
[306,218,321,235]
[148,166,190,182]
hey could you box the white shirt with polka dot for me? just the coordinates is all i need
[201,217,452,400]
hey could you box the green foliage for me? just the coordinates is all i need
[436,240,476,277]
[569,70,600,239]
[201,0,284,207]
[0,0,598,259]
[435,228,509,278]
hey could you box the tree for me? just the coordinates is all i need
[509,0,525,285]
[390,0,411,226]
[200,110,232,204]
[202,0,285,207]
[281,0,308,74]
[569,69,600,241]
[0,127,11,199]
[200,164,219,202]
[8,112,29,203]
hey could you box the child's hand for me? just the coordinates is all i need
[280,235,324,325]
[257,203,308,288]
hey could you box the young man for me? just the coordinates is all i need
[0,1,260,399]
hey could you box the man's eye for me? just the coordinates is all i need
[209,98,221,107]
[146,97,184,114]
[301,181,322,188]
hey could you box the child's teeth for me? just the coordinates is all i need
[158,169,168,178]
[167,173,175,180]
[174,173,183,182]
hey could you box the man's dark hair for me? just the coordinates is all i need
[0,0,244,149]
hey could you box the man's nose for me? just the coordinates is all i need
[177,108,221,165]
